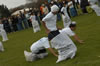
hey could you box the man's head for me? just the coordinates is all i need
[51,5,59,15]
[69,21,76,31]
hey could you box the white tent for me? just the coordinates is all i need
[12,8,32,15]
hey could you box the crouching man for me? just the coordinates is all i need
[50,21,84,63]
[60,21,84,44]
[24,37,58,62]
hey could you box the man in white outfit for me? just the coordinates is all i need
[24,37,58,62]
[60,22,84,44]
[51,22,84,63]
[42,5,60,41]
[30,13,41,33]
[0,22,8,42]
[61,3,71,28]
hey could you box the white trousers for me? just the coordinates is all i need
[62,15,71,28]
[0,29,8,42]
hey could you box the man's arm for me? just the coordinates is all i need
[42,21,50,34]
[73,34,84,44]
[48,48,58,57]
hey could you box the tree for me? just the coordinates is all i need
[0,4,11,18]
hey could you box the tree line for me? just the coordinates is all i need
[0,4,11,18]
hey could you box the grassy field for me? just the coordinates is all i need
[0,13,100,66]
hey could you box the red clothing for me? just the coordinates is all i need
[40,6,44,15]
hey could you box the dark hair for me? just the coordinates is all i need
[69,23,76,27]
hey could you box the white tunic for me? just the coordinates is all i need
[51,31,77,63]
[61,6,71,27]
[30,15,40,33]
[42,12,57,31]
[59,27,75,36]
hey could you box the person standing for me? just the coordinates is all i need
[30,13,40,33]
[80,0,89,13]
[17,15,24,30]
[12,16,18,32]
[67,0,77,17]
[19,11,29,29]
[42,5,60,41]
[2,17,11,33]
[61,3,71,28]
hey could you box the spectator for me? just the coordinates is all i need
[61,2,71,27]
[67,0,77,17]
[30,13,40,33]
[80,0,89,13]
[43,5,49,16]
[34,8,41,25]
[19,11,29,29]
[40,4,45,20]
[17,15,24,30]
[8,17,13,32]
[2,17,11,33]
[12,16,18,32]
[25,11,32,27]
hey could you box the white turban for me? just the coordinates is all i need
[71,21,76,25]
[51,5,59,12]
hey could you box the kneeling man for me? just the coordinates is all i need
[24,37,58,62]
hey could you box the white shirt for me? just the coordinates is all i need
[68,1,74,9]
[59,27,75,36]
[0,24,4,30]
[51,28,75,49]
[43,6,49,15]
[42,12,57,31]
[61,6,70,18]
[30,37,50,53]
[30,15,36,22]
[25,13,30,19]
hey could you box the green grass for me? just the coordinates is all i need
[0,12,100,66]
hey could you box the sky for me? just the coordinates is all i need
[0,0,27,9]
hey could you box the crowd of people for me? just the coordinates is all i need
[0,0,100,63]
[0,0,100,33]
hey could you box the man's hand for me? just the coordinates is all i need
[55,54,58,57]
[79,40,84,44]
[48,48,58,57]
[73,35,84,44]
